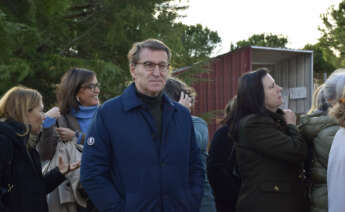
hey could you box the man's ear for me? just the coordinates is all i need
[130,64,136,80]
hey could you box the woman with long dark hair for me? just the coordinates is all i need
[231,68,308,212]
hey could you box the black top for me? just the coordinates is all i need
[135,88,163,153]
[207,125,238,212]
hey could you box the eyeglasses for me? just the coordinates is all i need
[135,61,170,73]
[81,83,101,91]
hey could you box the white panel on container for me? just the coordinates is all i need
[280,88,289,109]
[289,87,307,99]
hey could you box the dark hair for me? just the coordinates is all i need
[221,95,237,125]
[127,39,171,66]
[57,67,96,114]
[229,68,268,139]
[164,77,196,103]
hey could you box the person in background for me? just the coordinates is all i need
[327,86,345,212]
[306,84,327,115]
[0,86,79,212]
[164,77,216,212]
[81,39,204,212]
[207,95,238,212]
[232,68,308,212]
[299,73,345,212]
[38,67,100,212]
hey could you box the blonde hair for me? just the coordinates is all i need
[0,86,42,135]
[307,84,327,114]
[329,86,345,128]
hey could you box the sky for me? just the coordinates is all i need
[177,0,343,56]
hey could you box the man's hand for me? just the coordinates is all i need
[178,91,192,110]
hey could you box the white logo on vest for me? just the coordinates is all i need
[87,137,95,146]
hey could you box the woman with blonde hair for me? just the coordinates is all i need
[299,73,345,212]
[0,86,79,212]
[327,86,345,212]
[307,84,327,114]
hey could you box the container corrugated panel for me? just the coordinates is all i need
[191,47,252,144]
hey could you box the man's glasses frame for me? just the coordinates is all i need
[135,61,170,73]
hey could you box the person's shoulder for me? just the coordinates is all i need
[212,125,228,142]
[170,100,190,114]
[215,125,228,135]
[0,120,20,139]
[302,112,338,131]
[241,113,272,126]
[99,95,122,112]
[0,131,14,158]
[192,116,207,126]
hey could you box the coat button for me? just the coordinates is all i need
[273,185,280,192]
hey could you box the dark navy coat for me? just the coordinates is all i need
[0,119,65,212]
[81,83,204,212]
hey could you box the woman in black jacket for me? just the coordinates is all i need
[230,68,308,212]
[0,86,79,212]
[207,96,238,212]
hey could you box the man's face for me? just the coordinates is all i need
[130,48,169,97]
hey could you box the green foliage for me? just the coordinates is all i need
[319,1,345,67]
[171,23,221,68]
[0,0,220,108]
[230,33,288,51]
[303,43,336,81]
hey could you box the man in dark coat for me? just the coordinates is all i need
[81,39,204,212]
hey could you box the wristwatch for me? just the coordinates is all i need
[75,130,80,138]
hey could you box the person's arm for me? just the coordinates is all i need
[192,117,208,153]
[42,155,80,194]
[242,116,307,163]
[42,167,66,193]
[80,108,124,212]
[43,106,60,128]
[188,118,204,211]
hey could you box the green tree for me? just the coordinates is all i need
[0,0,220,107]
[303,43,336,81]
[230,33,288,51]
[319,1,345,67]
